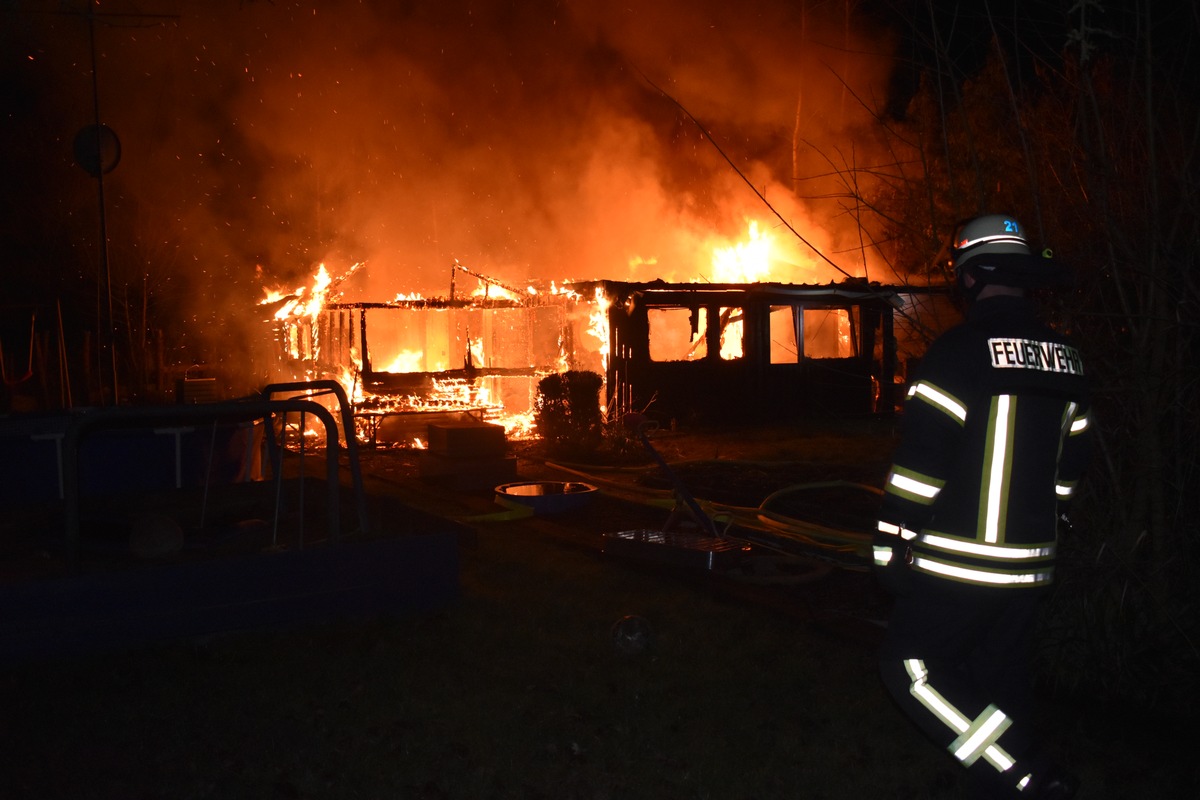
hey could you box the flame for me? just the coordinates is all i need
[469,282,520,301]
[260,287,288,306]
[718,307,744,360]
[259,263,335,321]
[338,359,364,405]
[263,260,556,449]
[299,264,333,317]
[587,286,611,372]
[261,223,781,450]
[381,349,425,373]
[260,261,363,315]
[468,338,486,368]
[696,221,770,359]
[711,220,772,283]
[501,411,536,439]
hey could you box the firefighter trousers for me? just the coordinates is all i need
[879,589,1053,796]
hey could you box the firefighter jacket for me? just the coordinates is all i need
[874,295,1092,592]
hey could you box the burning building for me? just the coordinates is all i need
[597,278,901,424]
[7,2,930,424]
[265,260,907,441]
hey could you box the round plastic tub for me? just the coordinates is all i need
[494,480,599,515]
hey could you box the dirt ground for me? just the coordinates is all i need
[2,417,1191,798]
[356,416,899,636]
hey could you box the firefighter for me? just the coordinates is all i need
[874,214,1092,798]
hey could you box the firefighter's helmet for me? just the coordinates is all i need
[949,213,1067,290]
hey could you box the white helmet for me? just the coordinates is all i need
[949,214,1066,290]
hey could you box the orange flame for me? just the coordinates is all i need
[262,222,778,447]
[711,220,771,283]
[704,222,771,358]
[586,286,611,372]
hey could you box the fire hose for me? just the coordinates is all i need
[541,459,877,569]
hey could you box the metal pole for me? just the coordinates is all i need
[87,0,118,405]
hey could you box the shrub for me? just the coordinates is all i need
[534,370,604,459]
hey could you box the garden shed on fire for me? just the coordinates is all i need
[289,277,907,433]
[586,278,902,425]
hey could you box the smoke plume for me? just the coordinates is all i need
[7,0,898,382]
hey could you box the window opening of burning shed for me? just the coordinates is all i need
[769,305,854,363]
[648,303,854,365]
[647,306,748,362]
[605,281,899,424]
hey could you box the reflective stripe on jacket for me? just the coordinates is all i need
[875,295,1092,590]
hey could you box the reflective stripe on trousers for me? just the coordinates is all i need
[878,592,1048,793]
